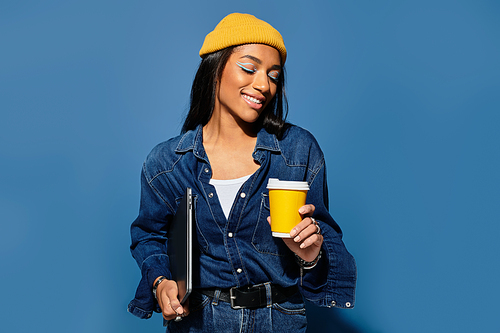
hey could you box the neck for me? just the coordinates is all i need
[202,113,261,180]
[203,111,259,145]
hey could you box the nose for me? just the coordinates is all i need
[252,71,270,93]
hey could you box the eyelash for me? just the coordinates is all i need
[236,62,280,82]
[268,71,280,81]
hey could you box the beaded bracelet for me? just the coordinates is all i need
[295,250,322,270]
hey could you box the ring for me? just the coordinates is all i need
[310,217,320,234]
[175,316,182,322]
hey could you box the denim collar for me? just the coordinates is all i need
[175,125,281,160]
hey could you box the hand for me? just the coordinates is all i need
[268,204,323,262]
[154,277,190,321]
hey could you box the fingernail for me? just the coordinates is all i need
[298,207,305,214]
[290,229,297,237]
[300,243,306,249]
[294,235,300,242]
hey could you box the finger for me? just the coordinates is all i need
[293,223,320,243]
[299,233,323,249]
[161,301,183,321]
[290,216,316,238]
[161,303,177,321]
[298,204,315,217]
[267,216,271,226]
[166,300,190,321]
[166,290,184,316]
[158,295,178,320]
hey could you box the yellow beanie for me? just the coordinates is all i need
[199,13,287,63]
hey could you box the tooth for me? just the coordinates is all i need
[244,95,261,104]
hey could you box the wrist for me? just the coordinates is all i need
[295,250,322,270]
[153,276,167,300]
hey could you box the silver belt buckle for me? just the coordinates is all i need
[229,287,244,310]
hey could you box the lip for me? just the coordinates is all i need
[241,93,266,109]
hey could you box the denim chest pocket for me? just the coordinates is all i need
[251,193,291,256]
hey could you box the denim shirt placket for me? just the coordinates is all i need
[194,139,270,288]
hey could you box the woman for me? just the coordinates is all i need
[129,13,356,332]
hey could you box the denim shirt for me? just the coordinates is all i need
[128,125,356,319]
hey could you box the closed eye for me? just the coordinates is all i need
[236,62,257,73]
[268,70,280,82]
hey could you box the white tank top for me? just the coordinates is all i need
[209,174,251,219]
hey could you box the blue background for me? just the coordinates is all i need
[1,1,499,332]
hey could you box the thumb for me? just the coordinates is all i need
[167,293,184,315]
[164,280,184,315]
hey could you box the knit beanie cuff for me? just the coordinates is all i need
[199,13,287,63]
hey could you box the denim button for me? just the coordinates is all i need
[331,301,336,307]
[240,192,246,198]
[204,168,209,173]
[228,232,233,238]
[208,192,214,198]
[236,268,243,273]
[345,302,351,307]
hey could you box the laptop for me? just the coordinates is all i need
[167,187,193,305]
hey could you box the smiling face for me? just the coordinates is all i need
[213,44,282,129]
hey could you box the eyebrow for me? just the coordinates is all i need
[240,55,281,70]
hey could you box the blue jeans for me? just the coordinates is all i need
[165,289,307,332]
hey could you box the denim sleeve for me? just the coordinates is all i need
[299,160,357,309]
[128,167,174,318]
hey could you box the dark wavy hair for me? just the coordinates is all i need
[181,46,289,138]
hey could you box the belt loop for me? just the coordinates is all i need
[212,289,221,306]
[264,282,272,308]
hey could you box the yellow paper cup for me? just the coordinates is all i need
[267,178,309,238]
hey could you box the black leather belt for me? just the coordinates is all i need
[197,284,298,310]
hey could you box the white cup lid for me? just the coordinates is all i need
[266,178,309,190]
